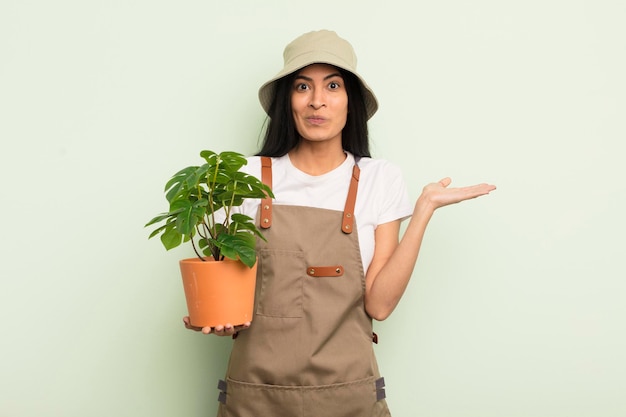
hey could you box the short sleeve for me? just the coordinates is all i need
[377,162,413,225]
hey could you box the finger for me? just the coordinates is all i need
[438,177,452,187]
[199,322,251,336]
[453,184,497,202]
[222,324,235,335]
[211,324,227,336]
[234,321,251,331]
[183,316,202,332]
[464,183,497,196]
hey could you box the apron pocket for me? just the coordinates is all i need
[256,248,305,318]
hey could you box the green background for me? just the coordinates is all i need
[1,1,624,416]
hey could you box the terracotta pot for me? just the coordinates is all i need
[179,257,257,328]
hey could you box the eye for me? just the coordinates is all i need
[295,83,309,91]
[328,81,340,89]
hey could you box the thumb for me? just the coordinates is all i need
[439,177,452,187]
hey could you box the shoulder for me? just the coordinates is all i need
[356,157,406,182]
[355,156,413,221]
[241,155,265,178]
[244,155,291,181]
[357,156,402,170]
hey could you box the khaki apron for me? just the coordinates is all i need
[217,157,391,417]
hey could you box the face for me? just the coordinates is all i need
[291,63,348,146]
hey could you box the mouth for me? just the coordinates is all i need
[306,116,326,125]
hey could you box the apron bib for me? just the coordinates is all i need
[217,158,391,417]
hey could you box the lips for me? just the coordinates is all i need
[306,116,326,125]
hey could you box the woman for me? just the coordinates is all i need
[184,30,496,416]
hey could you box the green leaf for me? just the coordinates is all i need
[170,199,207,236]
[199,150,218,163]
[164,166,197,202]
[147,223,168,239]
[144,212,172,228]
[187,164,209,189]
[216,233,257,267]
[230,213,267,241]
[218,151,247,171]
[161,226,183,250]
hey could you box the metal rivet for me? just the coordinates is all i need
[263,205,270,210]
[344,224,351,230]
[263,218,269,223]
[335,268,341,274]
[346,213,352,218]
[308,269,315,275]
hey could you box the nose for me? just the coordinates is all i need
[309,89,326,110]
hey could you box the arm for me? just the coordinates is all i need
[364,177,496,320]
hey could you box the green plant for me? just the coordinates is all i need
[145,150,273,268]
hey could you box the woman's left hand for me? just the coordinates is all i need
[364,177,496,320]
[418,177,496,212]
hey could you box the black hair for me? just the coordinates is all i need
[257,66,371,158]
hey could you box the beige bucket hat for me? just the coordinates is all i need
[258,30,379,120]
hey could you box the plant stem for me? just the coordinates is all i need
[207,157,220,259]
[190,236,204,261]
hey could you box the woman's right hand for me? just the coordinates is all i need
[182,316,250,336]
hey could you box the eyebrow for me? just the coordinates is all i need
[294,72,343,82]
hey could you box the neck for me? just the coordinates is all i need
[288,142,347,176]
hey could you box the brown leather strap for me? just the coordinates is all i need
[260,157,273,229]
[342,164,360,234]
[306,265,344,277]
[261,158,358,233]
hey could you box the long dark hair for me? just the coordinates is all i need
[257,66,371,158]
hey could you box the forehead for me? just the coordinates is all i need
[296,63,342,78]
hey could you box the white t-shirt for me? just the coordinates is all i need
[235,152,414,273]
